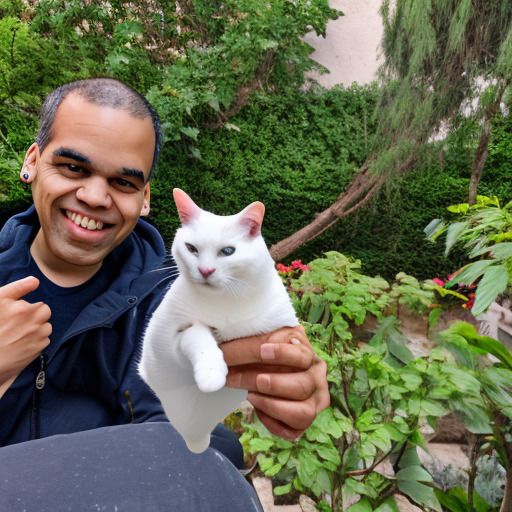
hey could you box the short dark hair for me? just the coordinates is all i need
[36,78,163,180]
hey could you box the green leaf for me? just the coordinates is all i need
[266,462,282,477]
[369,428,392,453]
[208,97,220,112]
[443,365,481,393]
[115,20,143,37]
[489,242,512,260]
[273,483,292,496]
[428,307,442,327]
[316,468,332,495]
[277,449,291,465]
[180,126,200,140]
[374,498,400,512]
[190,146,202,159]
[249,438,275,452]
[316,444,341,465]
[420,400,447,417]
[346,498,372,512]
[435,487,490,512]
[398,447,422,468]
[424,218,444,240]
[446,322,512,368]
[453,260,495,285]
[224,123,240,132]
[445,221,469,255]
[396,465,433,483]
[400,371,423,390]
[257,454,275,472]
[454,403,492,434]
[447,203,470,214]
[344,477,368,496]
[308,300,327,324]
[471,264,509,316]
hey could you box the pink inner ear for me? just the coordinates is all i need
[173,188,202,224]
[240,201,265,238]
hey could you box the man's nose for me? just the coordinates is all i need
[75,177,112,208]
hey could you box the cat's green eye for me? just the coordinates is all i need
[219,247,236,257]
[186,243,198,254]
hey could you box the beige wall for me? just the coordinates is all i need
[304,0,383,87]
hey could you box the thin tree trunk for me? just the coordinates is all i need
[269,165,384,261]
[468,118,491,205]
[468,85,505,205]
[493,409,512,512]
[501,467,512,512]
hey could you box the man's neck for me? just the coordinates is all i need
[30,231,102,287]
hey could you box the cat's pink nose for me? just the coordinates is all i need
[199,267,216,278]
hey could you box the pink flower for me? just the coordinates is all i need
[276,263,292,275]
[277,260,310,277]
[433,278,445,287]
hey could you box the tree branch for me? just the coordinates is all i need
[269,165,385,261]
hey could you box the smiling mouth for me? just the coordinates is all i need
[65,210,110,231]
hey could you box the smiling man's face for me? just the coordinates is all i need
[24,93,155,283]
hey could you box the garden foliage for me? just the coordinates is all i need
[2,2,512,281]
[0,0,339,222]
[242,251,512,511]
[426,195,512,316]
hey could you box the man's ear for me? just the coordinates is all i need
[22,143,40,181]
[140,182,151,216]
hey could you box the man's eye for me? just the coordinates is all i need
[64,164,85,173]
[113,178,136,189]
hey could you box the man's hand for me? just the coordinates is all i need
[222,325,329,440]
[0,277,52,397]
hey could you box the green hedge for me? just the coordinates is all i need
[149,84,376,245]
[148,87,512,281]
[3,84,512,282]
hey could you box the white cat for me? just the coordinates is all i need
[139,189,298,453]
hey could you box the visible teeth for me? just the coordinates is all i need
[66,211,104,231]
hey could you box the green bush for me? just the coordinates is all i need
[149,84,376,245]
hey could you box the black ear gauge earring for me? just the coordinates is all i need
[20,168,31,183]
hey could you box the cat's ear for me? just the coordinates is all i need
[173,188,202,224]
[239,201,265,238]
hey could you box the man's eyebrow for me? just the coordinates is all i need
[122,168,146,184]
[53,147,91,164]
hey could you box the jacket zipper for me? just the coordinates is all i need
[31,353,47,439]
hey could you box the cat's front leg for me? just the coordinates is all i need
[179,323,227,393]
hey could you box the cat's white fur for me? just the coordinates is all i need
[139,189,298,453]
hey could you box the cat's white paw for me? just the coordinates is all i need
[194,361,227,392]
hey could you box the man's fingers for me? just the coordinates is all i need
[252,408,304,440]
[0,277,39,300]
[226,370,315,400]
[248,392,316,432]
[222,329,314,369]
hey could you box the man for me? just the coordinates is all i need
[0,78,329,510]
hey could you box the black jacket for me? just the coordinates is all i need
[0,207,175,445]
